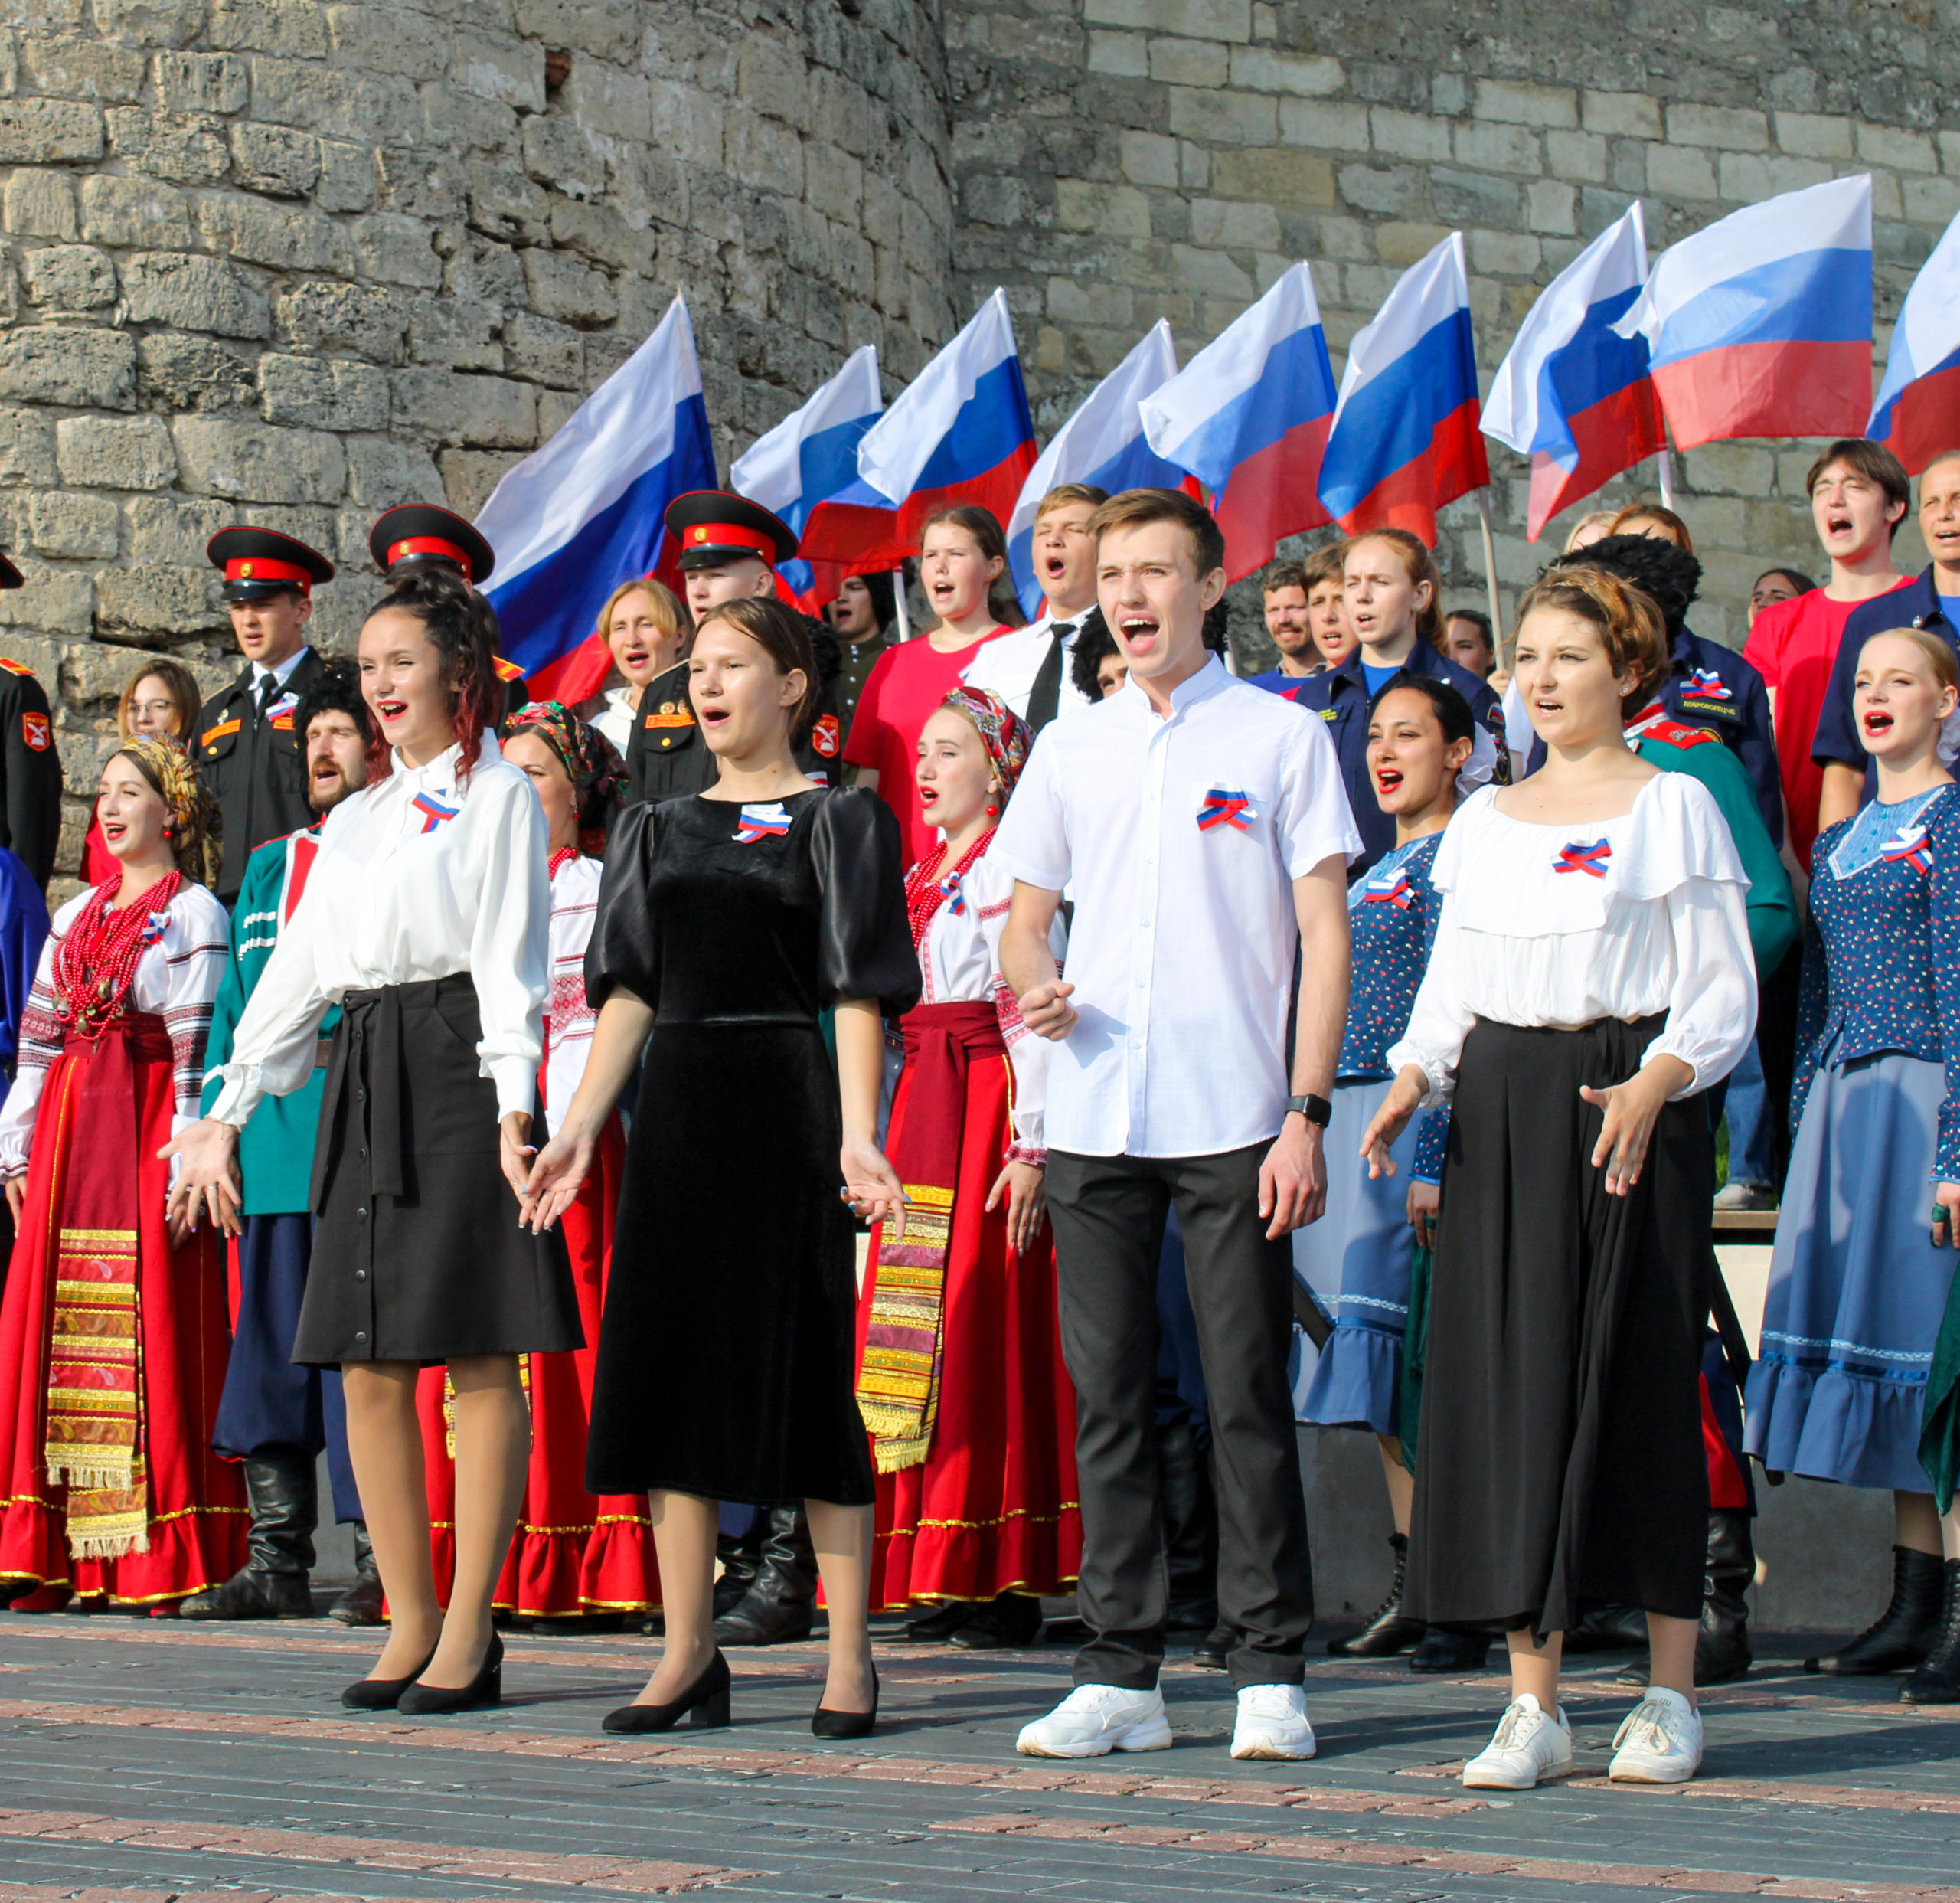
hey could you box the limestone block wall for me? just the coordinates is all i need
[0,0,952,876]
[948,0,1958,668]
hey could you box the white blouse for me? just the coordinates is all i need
[0,882,230,1179]
[208,734,550,1131]
[586,685,635,757]
[1385,773,1756,1104]
[912,847,1063,1156]
[541,853,601,1136]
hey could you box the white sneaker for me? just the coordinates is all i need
[1713,1182,1766,1211]
[1609,1686,1704,1783]
[1016,1683,1174,1758]
[1461,1694,1573,1789]
[1230,1683,1316,1760]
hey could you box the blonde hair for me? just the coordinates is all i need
[1514,567,1670,717]
[1345,528,1445,651]
[596,576,688,654]
[1858,624,1960,695]
[1606,501,1695,554]
[1562,509,1617,553]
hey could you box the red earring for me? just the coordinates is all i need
[985,800,999,817]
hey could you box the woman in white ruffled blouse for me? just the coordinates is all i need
[1361,567,1755,1793]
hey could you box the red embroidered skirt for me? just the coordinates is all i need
[419,1113,661,1617]
[0,1026,247,1606]
[856,1004,1080,1607]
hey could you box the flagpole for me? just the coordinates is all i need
[1655,446,1677,509]
[891,561,912,642]
[1473,488,1505,661]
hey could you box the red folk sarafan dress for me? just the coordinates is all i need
[0,878,247,1607]
[854,833,1080,1607]
[417,851,659,1617]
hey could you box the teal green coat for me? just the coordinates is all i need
[199,827,338,1215]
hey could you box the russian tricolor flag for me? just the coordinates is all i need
[1615,175,1873,451]
[1318,234,1488,543]
[1006,321,1188,614]
[1483,205,1665,543]
[476,297,714,705]
[1870,208,1960,473]
[1140,263,1338,581]
[799,289,1036,571]
[730,344,883,611]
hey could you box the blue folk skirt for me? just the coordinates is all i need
[1290,1076,1416,1434]
[1744,1048,1960,1492]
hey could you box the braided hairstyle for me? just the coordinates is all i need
[361,567,503,783]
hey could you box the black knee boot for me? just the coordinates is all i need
[1805,1545,1946,1674]
[328,1522,385,1627]
[1328,1532,1424,1657]
[1900,1560,1960,1704]
[1619,1508,1754,1687]
[713,1505,818,1645]
[182,1455,317,1620]
[714,1516,766,1618]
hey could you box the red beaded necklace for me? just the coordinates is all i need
[54,870,183,1040]
[903,827,995,955]
[547,845,578,882]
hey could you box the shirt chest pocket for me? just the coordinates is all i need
[199,709,243,763]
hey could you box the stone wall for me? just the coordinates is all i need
[0,0,952,877]
[949,0,1958,668]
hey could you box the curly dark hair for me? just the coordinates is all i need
[361,567,504,783]
[294,656,377,754]
[1551,530,1700,642]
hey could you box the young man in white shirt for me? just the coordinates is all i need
[994,487,1360,1763]
[961,482,1106,735]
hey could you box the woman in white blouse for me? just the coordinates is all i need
[1361,567,1755,1791]
[168,568,577,1717]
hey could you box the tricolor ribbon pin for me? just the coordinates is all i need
[1364,871,1413,909]
[1686,667,1732,701]
[1554,839,1612,878]
[940,870,967,915]
[140,910,170,947]
[734,801,792,844]
[411,791,459,833]
[1883,822,1935,876]
[1197,787,1256,832]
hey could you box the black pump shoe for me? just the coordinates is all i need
[1328,1533,1425,1658]
[1900,1560,1960,1704]
[397,1631,503,1716]
[812,1663,879,1741]
[1806,1545,1945,1675]
[342,1646,438,1712]
[603,1649,731,1733]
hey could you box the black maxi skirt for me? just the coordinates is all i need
[1403,1015,1712,1638]
[292,974,582,1367]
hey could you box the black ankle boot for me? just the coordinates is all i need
[328,1522,385,1627]
[181,1455,316,1620]
[1409,1623,1491,1672]
[1156,1415,1220,1638]
[1566,1602,1649,1652]
[1900,1560,1960,1704]
[948,1591,1044,1650]
[1805,1545,1946,1674]
[713,1505,818,1646]
[1328,1533,1424,1658]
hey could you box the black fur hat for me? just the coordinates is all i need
[1551,531,1700,639]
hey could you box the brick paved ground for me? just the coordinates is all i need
[1,1610,1957,1903]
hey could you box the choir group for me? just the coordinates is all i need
[0,433,1956,1793]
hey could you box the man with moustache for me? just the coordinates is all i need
[184,664,381,1624]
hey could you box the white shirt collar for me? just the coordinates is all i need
[1117,652,1231,721]
[391,731,501,790]
[251,646,311,690]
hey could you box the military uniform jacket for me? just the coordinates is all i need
[623,657,845,806]
[198,648,328,901]
[0,660,61,888]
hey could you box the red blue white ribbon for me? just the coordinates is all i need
[140,909,170,947]
[1197,787,1256,832]
[734,801,792,844]
[1364,870,1413,909]
[1684,666,1731,701]
[939,869,967,915]
[1882,821,1935,875]
[411,791,459,833]
[1554,838,1612,878]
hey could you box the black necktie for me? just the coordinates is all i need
[255,672,279,718]
[1026,622,1073,735]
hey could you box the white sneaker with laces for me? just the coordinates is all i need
[1015,1683,1173,1758]
[1461,1694,1573,1790]
[1608,1686,1704,1783]
[1230,1683,1316,1760]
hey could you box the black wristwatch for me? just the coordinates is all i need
[1287,1093,1333,1128]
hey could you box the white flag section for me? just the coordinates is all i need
[731,345,883,533]
[1005,321,1183,615]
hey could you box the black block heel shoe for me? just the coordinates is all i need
[397,1630,504,1717]
[812,1663,879,1741]
[342,1647,438,1712]
[603,1649,731,1733]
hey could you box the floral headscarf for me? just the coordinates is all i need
[939,686,1031,799]
[116,732,220,889]
[501,699,624,855]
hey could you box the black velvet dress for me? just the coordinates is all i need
[583,786,918,1506]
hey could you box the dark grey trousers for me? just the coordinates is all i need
[1047,1143,1315,1689]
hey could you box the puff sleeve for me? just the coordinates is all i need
[810,787,920,1015]
[584,800,665,1012]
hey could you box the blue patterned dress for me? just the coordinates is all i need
[1292,832,1450,1432]
[1744,786,1960,1491]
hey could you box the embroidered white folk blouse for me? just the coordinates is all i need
[913,846,1064,1156]
[541,853,601,1137]
[1385,773,1756,1104]
[0,883,230,1178]
[209,734,550,1130]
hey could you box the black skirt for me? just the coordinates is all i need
[1403,1015,1712,1637]
[292,974,582,1367]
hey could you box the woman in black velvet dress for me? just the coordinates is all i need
[522,595,916,1738]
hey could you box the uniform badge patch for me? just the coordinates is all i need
[811,712,841,758]
[21,711,49,752]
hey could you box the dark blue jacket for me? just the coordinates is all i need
[1811,567,1955,806]
[1288,641,1502,875]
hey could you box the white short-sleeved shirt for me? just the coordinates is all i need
[990,654,1361,1159]
[960,610,1099,728]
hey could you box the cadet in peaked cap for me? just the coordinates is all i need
[0,551,60,888]
[201,528,335,901]
[664,490,800,571]
[368,505,528,718]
